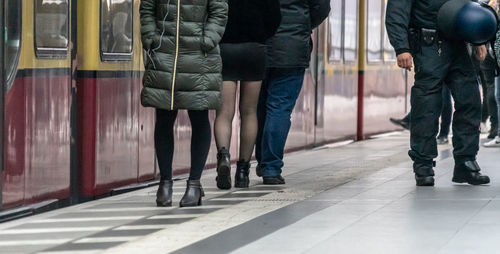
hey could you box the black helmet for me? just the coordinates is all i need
[438,0,498,45]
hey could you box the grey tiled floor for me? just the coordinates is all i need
[180,136,500,254]
[3,132,500,254]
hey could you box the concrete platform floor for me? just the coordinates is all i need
[1,132,500,254]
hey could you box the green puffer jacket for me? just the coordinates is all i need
[140,0,228,110]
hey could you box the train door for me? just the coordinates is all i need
[69,0,78,203]
[1,0,4,209]
[2,0,23,210]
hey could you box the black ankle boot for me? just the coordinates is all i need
[156,180,173,207]
[235,161,250,188]
[488,126,498,139]
[414,165,435,187]
[256,164,262,177]
[180,180,204,207]
[216,148,232,190]
[453,161,490,185]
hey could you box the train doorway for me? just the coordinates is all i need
[1,0,5,209]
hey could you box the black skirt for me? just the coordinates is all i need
[220,42,267,81]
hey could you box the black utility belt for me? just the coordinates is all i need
[409,28,442,46]
[409,28,444,55]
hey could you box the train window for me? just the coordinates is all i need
[344,0,357,62]
[3,0,22,90]
[367,0,383,62]
[382,0,396,61]
[328,0,343,63]
[35,0,70,58]
[100,0,133,61]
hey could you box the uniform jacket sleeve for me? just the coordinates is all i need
[139,0,158,50]
[385,0,413,55]
[201,0,228,52]
[309,0,331,29]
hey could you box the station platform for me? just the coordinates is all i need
[1,132,500,254]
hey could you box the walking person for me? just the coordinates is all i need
[140,0,228,207]
[255,0,330,185]
[214,0,281,189]
[479,49,498,139]
[390,85,453,145]
[436,86,453,144]
[484,77,500,147]
[386,0,491,186]
[485,0,500,147]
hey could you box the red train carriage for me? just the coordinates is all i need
[1,0,73,211]
[76,0,155,198]
[0,0,409,216]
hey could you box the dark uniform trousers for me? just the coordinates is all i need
[409,40,481,173]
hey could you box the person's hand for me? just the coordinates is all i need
[397,52,413,71]
[489,0,499,13]
[475,45,487,61]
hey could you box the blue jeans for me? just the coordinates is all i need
[255,68,305,177]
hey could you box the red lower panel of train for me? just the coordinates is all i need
[77,74,153,197]
[2,70,71,209]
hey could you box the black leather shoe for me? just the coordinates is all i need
[453,161,490,185]
[263,175,285,185]
[180,180,204,207]
[437,136,449,145]
[488,128,497,139]
[256,164,262,177]
[414,165,435,186]
[390,117,409,130]
[235,161,250,188]
[156,180,173,207]
[216,148,231,190]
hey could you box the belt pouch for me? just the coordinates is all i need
[421,28,437,46]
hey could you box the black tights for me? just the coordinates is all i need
[154,109,211,181]
[214,81,262,161]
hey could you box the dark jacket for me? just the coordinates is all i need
[386,0,449,55]
[221,0,281,44]
[266,0,331,68]
[140,0,228,111]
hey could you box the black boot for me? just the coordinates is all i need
[488,125,498,139]
[180,180,204,207]
[235,161,250,188]
[414,165,435,187]
[453,161,490,185]
[256,164,262,177]
[156,180,173,207]
[390,117,409,130]
[216,148,231,190]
